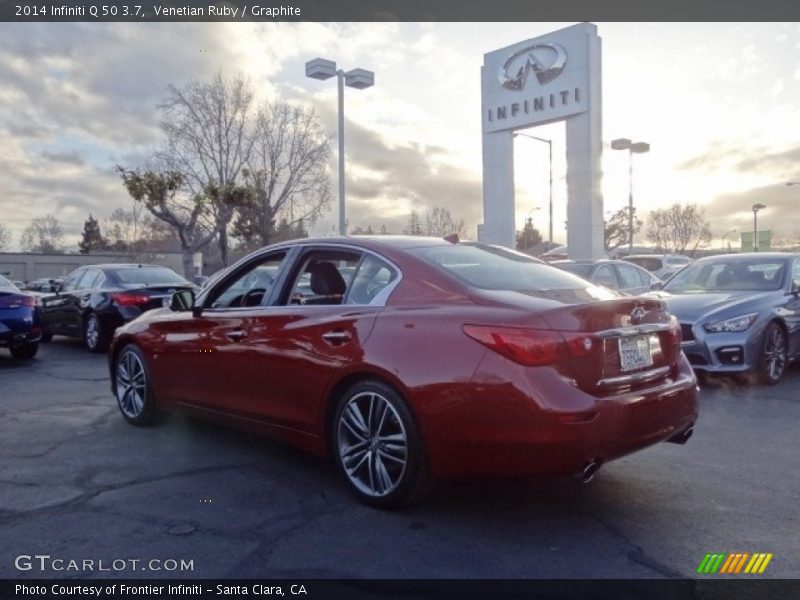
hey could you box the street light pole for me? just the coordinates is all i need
[306,58,374,236]
[611,138,650,255]
[514,132,553,246]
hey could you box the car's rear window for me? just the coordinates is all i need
[111,267,188,286]
[410,244,596,291]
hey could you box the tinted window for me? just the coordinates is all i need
[410,244,598,292]
[77,268,102,289]
[112,267,188,286]
[346,255,398,305]
[664,258,787,292]
[60,270,85,292]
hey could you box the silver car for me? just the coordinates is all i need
[654,253,800,384]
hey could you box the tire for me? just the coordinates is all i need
[10,342,38,360]
[84,313,108,353]
[332,380,429,508]
[756,322,788,385]
[114,344,157,426]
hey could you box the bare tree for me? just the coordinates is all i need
[158,72,256,265]
[424,206,466,237]
[232,103,332,251]
[645,203,712,256]
[117,168,253,277]
[0,224,11,251]
[106,204,176,259]
[20,214,65,254]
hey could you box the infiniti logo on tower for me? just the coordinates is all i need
[498,43,567,90]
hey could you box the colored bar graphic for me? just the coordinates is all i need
[699,552,773,575]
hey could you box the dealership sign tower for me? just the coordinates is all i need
[480,23,603,259]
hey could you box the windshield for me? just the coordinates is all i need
[663,257,787,293]
[111,267,188,286]
[410,244,609,293]
[0,275,17,290]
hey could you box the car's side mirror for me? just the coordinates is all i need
[48,279,59,293]
[170,289,196,312]
[792,279,800,296]
[650,281,663,291]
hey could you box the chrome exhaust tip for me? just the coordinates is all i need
[668,426,694,445]
[580,459,603,484]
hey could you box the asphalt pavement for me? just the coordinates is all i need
[1,339,798,579]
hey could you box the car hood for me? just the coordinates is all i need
[654,290,775,322]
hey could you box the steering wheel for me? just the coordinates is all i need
[238,287,266,307]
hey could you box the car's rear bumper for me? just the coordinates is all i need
[419,354,698,479]
[0,315,42,347]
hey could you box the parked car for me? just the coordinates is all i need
[24,278,63,293]
[39,264,195,353]
[654,252,800,384]
[540,244,568,262]
[652,263,687,284]
[0,276,41,359]
[109,236,697,508]
[552,259,660,296]
[623,254,692,274]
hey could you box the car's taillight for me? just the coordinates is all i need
[111,292,150,306]
[0,294,35,307]
[463,325,601,367]
[667,315,682,347]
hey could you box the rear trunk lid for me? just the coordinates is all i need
[470,289,681,393]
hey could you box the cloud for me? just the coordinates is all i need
[703,182,800,237]
[676,142,800,177]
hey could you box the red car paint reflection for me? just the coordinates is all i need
[109,237,697,507]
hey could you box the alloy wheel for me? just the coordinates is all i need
[337,391,408,498]
[763,325,787,383]
[116,350,148,418]
[85,315,99,350]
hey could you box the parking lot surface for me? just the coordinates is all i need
[1,340,798,579]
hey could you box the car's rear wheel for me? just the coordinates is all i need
[84,313,108,353]
[332,380,427,508]
[10,342,38,360]
[757,322,787,385]
[115,344,156,425]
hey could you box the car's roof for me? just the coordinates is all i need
[87,263,166,270]
[267,235,462,252]
[693,252,798,262]
[554,258,625,265]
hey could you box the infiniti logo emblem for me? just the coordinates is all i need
[498,43,568,90]
[630,307,647,324]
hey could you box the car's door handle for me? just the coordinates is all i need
[226,329,248,341]
[322,330,352,344]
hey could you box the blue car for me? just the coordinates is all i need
[0,275,41,359]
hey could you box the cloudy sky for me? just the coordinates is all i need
[1,21,800,251]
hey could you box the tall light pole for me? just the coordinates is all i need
[514,132,553,247]
[611,138,650,255]
[752,203,766,252]
[305,58,374,236]
[721,228,737,251]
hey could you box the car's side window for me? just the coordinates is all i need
[60,270,84,292]
[792,259,800,286]
[594,265,618,289]
[284,250,361,306]
[80,269,103,290]
[617,264,645,289]
[346,255,399,305]
[207,252,288,309]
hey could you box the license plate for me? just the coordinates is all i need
[619,335,654,372]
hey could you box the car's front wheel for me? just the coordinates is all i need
[114,344,156,425]
[757,322,787,385]
[10,342,38,360]
[332,380,428,508]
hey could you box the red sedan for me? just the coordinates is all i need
[109,237,698,507]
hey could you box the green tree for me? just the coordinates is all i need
[604,207,642,252]
[117,168,253,277]
[78,214,109,254]
[515,217,543,252]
